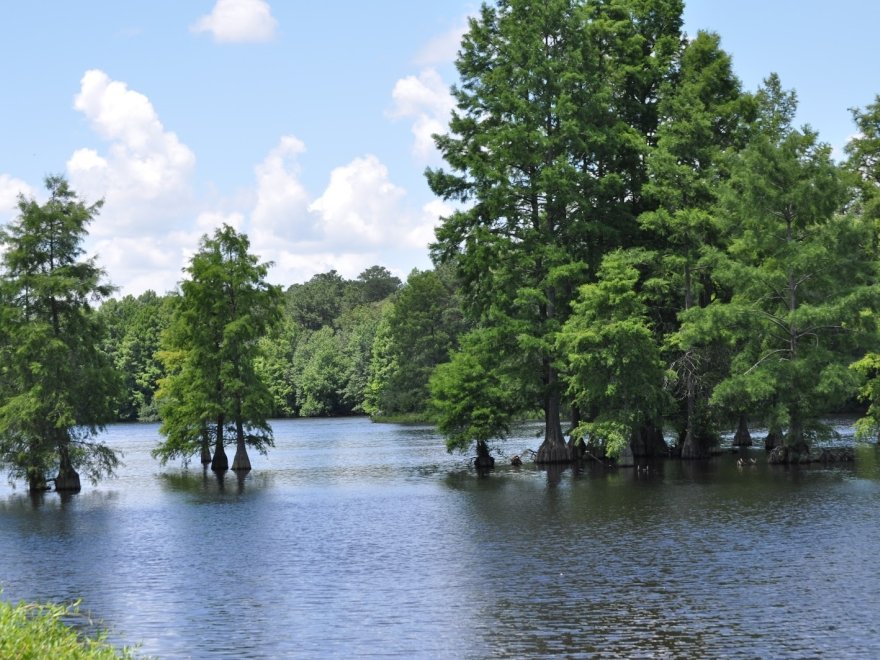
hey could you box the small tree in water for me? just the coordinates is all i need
[0,176,120,492]
[155,225,281,471]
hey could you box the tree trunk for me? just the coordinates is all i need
[474,440,495,470]
[54,434,81,492]
[211,416,229,472]
[764,427,784,451]
[200,425,212,466]
[231,416,251,471]
[732,413,752,447]
[787,410,807,452]
[679,375,708,459]
[535,378,570,464]
[631,422,668,458]
[27,468,48,492]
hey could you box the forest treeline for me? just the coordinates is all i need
[96,262,465,427]
[3,0,880,492]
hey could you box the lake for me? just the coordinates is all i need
[1,417,879,658]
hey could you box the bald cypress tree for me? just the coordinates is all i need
[0,176,120,492]
[155,225,281,471]
[428,0,684,463]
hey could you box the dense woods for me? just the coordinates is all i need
[1,0,879,488]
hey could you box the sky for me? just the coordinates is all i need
[1,0,878,297]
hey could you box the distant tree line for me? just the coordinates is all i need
[96,262,464,428]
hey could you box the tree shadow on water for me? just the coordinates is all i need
[159,468,271,500]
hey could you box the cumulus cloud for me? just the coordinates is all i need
[67,69,196,238]
[64,69,200,294]
[406,198,450,250]
[192,0,278,43]
[414,18,469,66]
[90,235,184,295]
[308,155,407,246]
[61,84,438,296]
[0,175,36,221]
[240,143,438,287]
[251,136,310,240]
[389,68,454,160]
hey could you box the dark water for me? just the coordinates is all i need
[1,417,879,658]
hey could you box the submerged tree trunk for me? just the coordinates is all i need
[679,374,709,459]
[787,410,807,452]
[535,371,570,464]
[631,422,668,458]
[764,426,784,451]
[211,415,229,471]
[474,440,495,470]
[732,413,752,447]
[54,432,81,492]
[231,415,251,471]
[27,468,48,492]
[200,426,212,466]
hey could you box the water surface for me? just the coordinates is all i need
[1,417,879,658]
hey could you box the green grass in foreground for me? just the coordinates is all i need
[0,598,135,659]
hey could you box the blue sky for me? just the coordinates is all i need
[1,0,878,296]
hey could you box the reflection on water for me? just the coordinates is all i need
[0,417,879,658]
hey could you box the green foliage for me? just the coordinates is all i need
[681,79,879,446]
[292,327,348,416]
[428,0,687,457]
[845,95,880,223]
[430,327,524,453]
[0,598,134,659]
[365,268,466,418]
[0,176,120,490]
[336,302,385,413]
[559,249,672,456]
[154,225,281,465]
[98,291,172,421]
[285,270,349,331]
[852,352,880,441]
[254,316,300,417]
[351,265,401,305]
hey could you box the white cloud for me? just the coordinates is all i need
[389,68,454,160]
[91,235,184,296]
[414,18,469,66]
[406,198,449,250]
[251,136,311,241]
[192,0,278,43]
[196,210,245,233]
[67,69,196,237]
[308,155,406,246]
[0,175,36,221]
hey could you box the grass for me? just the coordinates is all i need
[0,598,135,659]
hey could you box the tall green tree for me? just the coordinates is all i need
[639,30,750,457]
[348,265,401,306]
[682,77,877,449]
[430,326,526,467]
[845,94,880,222]
[0,176,120,491]
[558,249,672,458]
[845,95,880,441]
[428,0,683,462]
[155,225,281,470]
[365,268,466,419]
